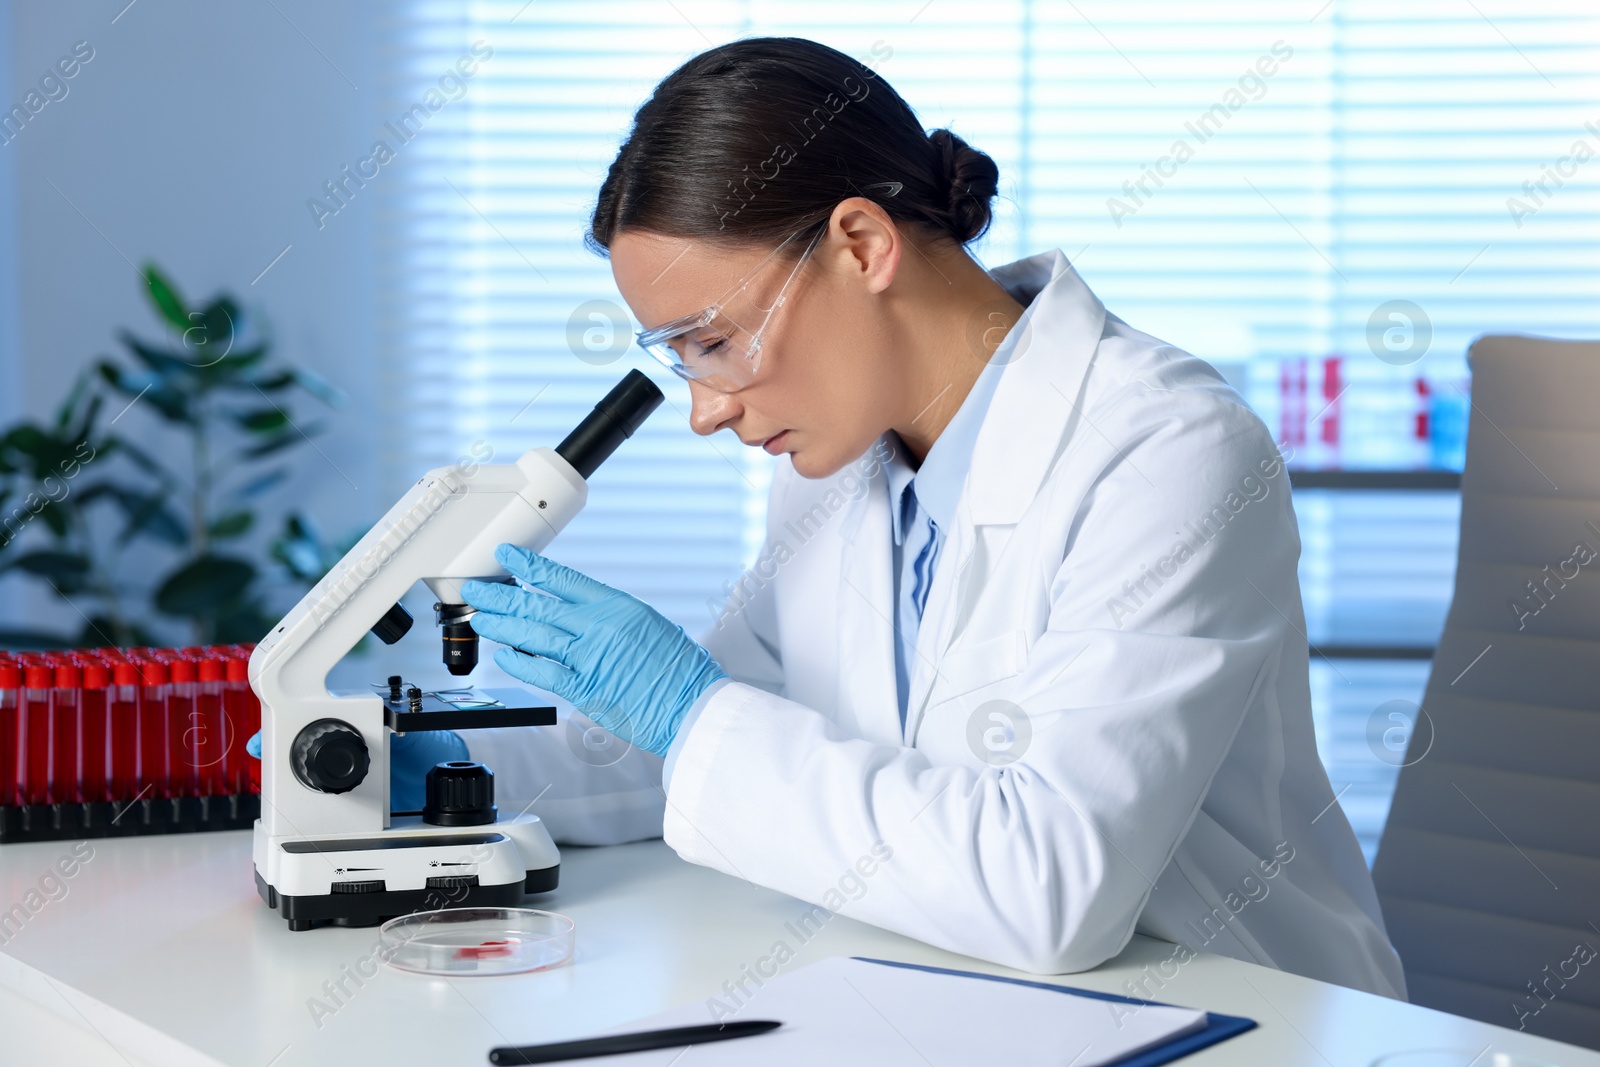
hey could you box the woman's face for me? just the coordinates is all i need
[609,221,904,479]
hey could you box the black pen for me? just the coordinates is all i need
[488,1019,782,1064]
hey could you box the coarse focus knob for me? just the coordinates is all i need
[423,760,497,826]
[290,718,370,794]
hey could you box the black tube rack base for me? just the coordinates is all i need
[0,794,261,844]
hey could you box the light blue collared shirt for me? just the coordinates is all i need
[883,356,1007,728]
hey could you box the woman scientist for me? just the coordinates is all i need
[451,37,1406,999]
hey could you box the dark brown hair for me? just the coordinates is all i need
[587,37,999,255]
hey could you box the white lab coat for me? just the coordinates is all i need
[471,249,1408,1000]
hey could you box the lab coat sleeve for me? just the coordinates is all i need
[661,389,1291,975]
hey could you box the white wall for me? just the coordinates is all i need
[2,0,389,637]
[0,8,17,428]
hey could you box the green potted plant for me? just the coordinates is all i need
[0,265,355,648]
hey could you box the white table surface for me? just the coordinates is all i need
[0,830,1593,1067]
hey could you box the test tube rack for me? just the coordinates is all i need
[0,643,261,845]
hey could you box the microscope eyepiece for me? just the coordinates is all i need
[555,369,664,480]
[436,602,480,676]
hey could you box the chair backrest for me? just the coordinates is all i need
[1372,334,1600,1048]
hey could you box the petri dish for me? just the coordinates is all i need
[1370,1052,1559,1067]
[380,907,575,976]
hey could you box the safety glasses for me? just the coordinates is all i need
[635,227,823,393]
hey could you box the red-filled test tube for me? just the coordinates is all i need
[79,658,111,803]
[50,661,82,804]
[196,655,227,796]
[20,663,53,805]
[135,656,170,799]
[167,656,198,798]
[0,660,18,806]
[222,652,256,794]
[109,659,141,802]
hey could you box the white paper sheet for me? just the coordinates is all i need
[529,957,1208,1066]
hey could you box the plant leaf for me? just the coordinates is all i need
[284,512,314,540]
[36,500,68,538]
[214,605,274,645]
[72,614,129,649]
[191,297,240,372]
[4,424,48,456]
[208,344,269,378]
[240,426,318,460]
[208,509,253,539]
[246,369,297,392]
[115,491,188,547]
[72,483,120,507]
[143,264,191,331]
[231,407,290,433]
[118,329,195,377]
[56,373,92,433]
[270,536,322,581]
[1,427,80,482]
[154,554,256,616]
[6,550,90,589]
[293,367,346,408]
[97,357,192,424]
[95,360,146,396]
[68,392,103,448]
[268,511,328,581]
[101,435,167,477]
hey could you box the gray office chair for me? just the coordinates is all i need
[1372,335,1600,1048]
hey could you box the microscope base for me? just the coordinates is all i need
[252,812,562,930]
[254,865,558,931]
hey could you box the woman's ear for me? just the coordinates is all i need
[827,196,902,295]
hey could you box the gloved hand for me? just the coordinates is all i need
[244,727,467,812]
[463,543,727,758]
[388,728,469,812]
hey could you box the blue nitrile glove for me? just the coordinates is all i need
[463,543,728,758]
[389,728,469,811]
[243,728,467,812]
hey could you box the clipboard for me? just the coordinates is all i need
[854,957,1257,1067]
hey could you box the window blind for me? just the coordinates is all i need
[375,5,1600,855]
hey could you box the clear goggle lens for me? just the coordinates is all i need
[634,227,819,393]
[640,311,766,390]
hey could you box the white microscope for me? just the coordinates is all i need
[250,371,663,930]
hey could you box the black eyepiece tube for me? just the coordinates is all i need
[555,370,664,480]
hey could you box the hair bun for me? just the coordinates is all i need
[927,127,999,243]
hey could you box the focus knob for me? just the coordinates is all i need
[424,760,497,826]
[290,718,370,794]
